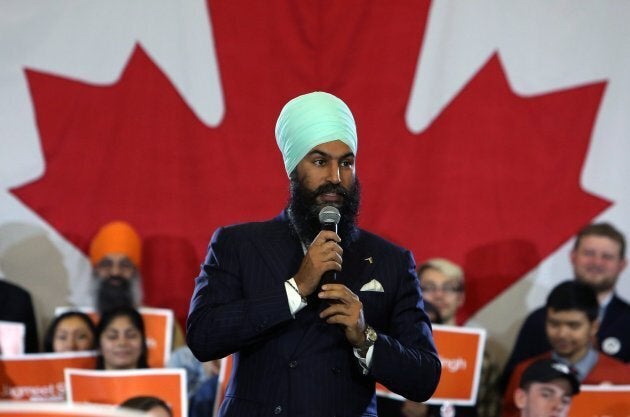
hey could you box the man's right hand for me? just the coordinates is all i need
[293,230,343,296]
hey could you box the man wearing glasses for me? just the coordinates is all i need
[405,258,500,417]
[418,258,465,326]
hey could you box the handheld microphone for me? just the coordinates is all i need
[318,206,341,284]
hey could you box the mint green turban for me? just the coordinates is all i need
[275,91,358,177]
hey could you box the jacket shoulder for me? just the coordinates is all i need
[610,295,630,311]
[212,216,288,241]
[355,229,411,256]
[0,280,32,301]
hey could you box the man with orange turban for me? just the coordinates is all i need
[87,220,187,351]
[89,220,143,313]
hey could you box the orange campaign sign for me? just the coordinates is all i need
[376,325,486,406]
[55,306,173,368]
[136,307,174,368]
[65,368,187,417]
[0,402,144,417]
[567,385,630,417]
[0,352,97,401]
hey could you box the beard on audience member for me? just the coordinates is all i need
[287,175,360,245]
[92,274,143,313]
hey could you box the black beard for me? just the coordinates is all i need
[96,275,134,313]
[287,176,360,245]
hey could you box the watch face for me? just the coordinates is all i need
[365,326,377,344]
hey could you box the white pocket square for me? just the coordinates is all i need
[360,279,384,292]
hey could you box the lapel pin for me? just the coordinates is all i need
[364,257,374,264]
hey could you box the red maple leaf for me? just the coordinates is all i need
[12,2,608,326]
[361,55,609,321]
[15,46,293,326]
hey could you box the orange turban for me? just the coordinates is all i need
[89,221,142,267]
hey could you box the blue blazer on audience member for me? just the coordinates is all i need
[187,211,441,417]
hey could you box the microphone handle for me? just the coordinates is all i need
[320,222,338,283]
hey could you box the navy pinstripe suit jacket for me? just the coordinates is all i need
[187,212,441,417]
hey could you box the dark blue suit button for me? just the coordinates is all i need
[274,405,282,414]
[288,360,298,368]
[331,366,341,374]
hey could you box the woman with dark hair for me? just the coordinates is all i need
[43,311,97,353]
[120,395,173,417]
[95,306,149,370]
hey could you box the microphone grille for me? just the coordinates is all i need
[319,206,341,225]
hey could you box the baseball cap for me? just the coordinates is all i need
[520,359,580,395]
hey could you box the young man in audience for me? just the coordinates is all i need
[512,358,580,417]
[502,280,630,417]
[396,258,500,417]
[501,222,630,391]
[418,258,466,327]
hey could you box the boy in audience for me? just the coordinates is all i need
[502,280,630,417]
[513,358,580,417]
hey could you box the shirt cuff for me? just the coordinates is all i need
[353,345,374,375]
[285,278,307,316]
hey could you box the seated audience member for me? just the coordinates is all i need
[43,310,96,352]
[502,280,630,417]
[513,358,580,417]
[419,258,465,326]
[414,258,500,417]
[167,345,220,417]
[0,279,39,353]
[188,365,219,417]
[95,306,149,370]
[89,221,144,313]
[120,395,173,417]
[501,223,630,391]
[88,220,184,348]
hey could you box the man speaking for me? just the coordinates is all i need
[186,92,441,416]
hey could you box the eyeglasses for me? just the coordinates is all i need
[420,284,463,294]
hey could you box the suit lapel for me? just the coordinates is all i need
[600,295,621,333]
[338,232,376,293]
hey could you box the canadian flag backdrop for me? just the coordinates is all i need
[1,1,629,362]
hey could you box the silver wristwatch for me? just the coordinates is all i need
[359,325,377,352]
